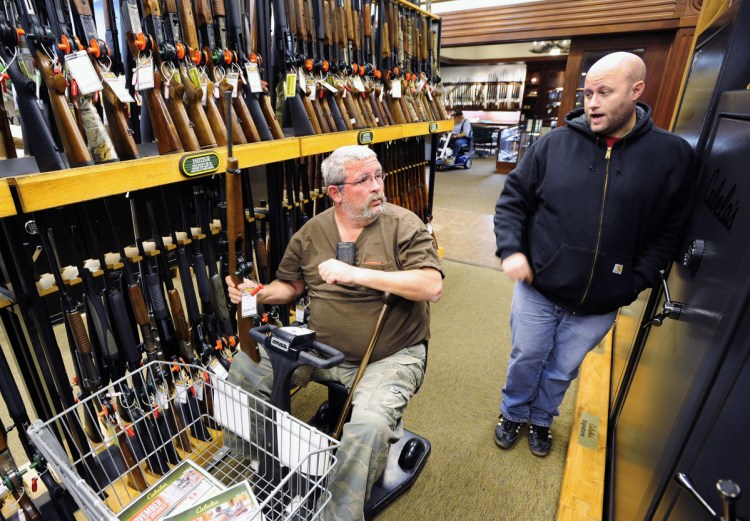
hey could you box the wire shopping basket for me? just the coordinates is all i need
[27,361,340,520]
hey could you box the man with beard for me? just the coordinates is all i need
[226,145,443,521]
[493,52,694,457]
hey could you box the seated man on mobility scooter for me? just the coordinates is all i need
[225,145,443,521]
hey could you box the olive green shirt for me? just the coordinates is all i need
[276,203,443,362]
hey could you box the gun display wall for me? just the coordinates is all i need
[0,1,450,516]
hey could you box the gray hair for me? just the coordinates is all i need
[321,145,377,187]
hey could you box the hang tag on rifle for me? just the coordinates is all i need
[64,51,102,95]
[201,83,208,106]
[351,75,365,93]
[284,72,297,99]
[102,71,135,102]
[426,86,433,101]
[417,78,427,91]
[241,289,258,317]
[226,71,239,98]
[306,78,316,101]
[209,358,228,380]
[155,387,169,409]
[134,56,154,91]
[193,380,204,400]
[391,80,402,98]
[322,78,337,93]
[175,382,188,404]
[245,62,263,93]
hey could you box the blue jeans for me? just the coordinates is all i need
[500,281,616,427]
[452,137,469,158]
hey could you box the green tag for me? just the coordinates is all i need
[429,122,438,133]
[188,66,201,87]
[358,131,374,145]
[285,73,298,99]
[179,152,220,178]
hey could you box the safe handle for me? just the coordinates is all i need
[675,472,741,521]
[643,270,683,328]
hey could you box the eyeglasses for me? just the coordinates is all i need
[337,172,388,187]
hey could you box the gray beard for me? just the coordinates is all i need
[342,195,388,225]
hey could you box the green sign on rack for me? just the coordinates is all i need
[179,152,220,178]
[429,122,438,133]
[358,131,374,145]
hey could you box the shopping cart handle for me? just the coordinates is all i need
[249,324,345,368]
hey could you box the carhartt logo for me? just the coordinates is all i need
[613,264,623,274]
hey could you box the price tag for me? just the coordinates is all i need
[306,78,316,101]
[175,383,188,404]
[209,358,229,380]
[102,71,135,102]
[155,388,169,409]
[226,71,239,98]
[351,75,365,93]
[295,303,306,323]
[201,82,207,105]
[417,78,428,91]
[379,88,384,103]
[322,79,338,93]
[426,87,433,101]
[245,62,263,93]
[134,56,154,91]
[391,80,402,98]
[241,289,258,317]
[298,69,306,94]
[193,380,204,400]
[284,72,297,99]
[65,51,102,95]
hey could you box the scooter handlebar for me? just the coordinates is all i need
[249,324,345,369]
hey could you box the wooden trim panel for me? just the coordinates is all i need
[440,0,693,46]
[0,178,15,217]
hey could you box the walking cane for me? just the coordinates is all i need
[332,292,394,440]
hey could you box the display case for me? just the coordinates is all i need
[496,125,521,173]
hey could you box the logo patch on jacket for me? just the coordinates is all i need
[612,264,623,275]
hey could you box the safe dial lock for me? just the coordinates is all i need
[682,239,705,273]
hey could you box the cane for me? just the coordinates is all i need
[332,292,394,440]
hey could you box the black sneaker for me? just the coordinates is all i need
[494,415,525,449]
[528,424,553,457]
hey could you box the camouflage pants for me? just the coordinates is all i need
[226,343,426,521]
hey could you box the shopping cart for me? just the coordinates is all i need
[26,360,340,521]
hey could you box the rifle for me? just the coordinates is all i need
[0,418,42,521]
[0,343,77,519]
[271,0,316,136]
[224,90,260,362]
[12,1,94,167]
[26,219,106,447]
[66,0,140,160]
[146,198,212,444]
[0,81,17,159]
[122,0,183,154]
[101,199,173,476]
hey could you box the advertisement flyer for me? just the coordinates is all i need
[163,481,264,521]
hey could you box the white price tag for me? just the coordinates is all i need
[201,82,207,105]
[134,56,154,91]
[426,87,433,101]
[209,358,229,380]
[351,75,365,93]
[175,383,188,404]
[65,51,102,95]
[391,80,402,98]
[298,69,306,94]
[417,78,427,91]
[307,78,316,101]
[379,88,384,103]
[193,380,204,400]
[155,388,169,409]
[241,289,258,317]
[226,71,239,98]
[245,62,263,93]
[323,79,338,93]
[102,71,135,102]
[295,304,306,323]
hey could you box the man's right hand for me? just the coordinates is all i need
[501,253,533,283]
[225,275,256,305]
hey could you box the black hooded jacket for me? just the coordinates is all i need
[494,102,695,314]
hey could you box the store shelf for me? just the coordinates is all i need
[0,178,15,217]
[7,121,451,213]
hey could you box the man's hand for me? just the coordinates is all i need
[501,252,533,283]
[225,275,257,305]
[318,258,356,285]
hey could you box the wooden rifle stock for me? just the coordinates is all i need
[177,0,199,49]
[162,71,201,151]
[225,91,260,362]
[218,80,248,144]
[97,72,141,160]
[34,51,94,167]
[232,78,262,142]
[0,95,17,159]
[203,79,228,145]
[181,67,218,148]
[99,402,149,492]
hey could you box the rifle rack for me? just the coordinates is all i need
[6,121,452,213]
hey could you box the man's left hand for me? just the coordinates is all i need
[318,258,357,285]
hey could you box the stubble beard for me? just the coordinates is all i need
[342,193,388,225]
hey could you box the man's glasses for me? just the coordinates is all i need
[338,172,388,187]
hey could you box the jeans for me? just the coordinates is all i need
[452,137,469,158]
[500,281,616,427]
[226,343,426,521]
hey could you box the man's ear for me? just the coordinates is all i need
[328,184,342,204]
[631,80,645,101]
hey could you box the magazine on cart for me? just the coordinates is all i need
[118,459,226,520]
[162,480,264,521]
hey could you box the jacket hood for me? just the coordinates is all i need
[564,102,653,141]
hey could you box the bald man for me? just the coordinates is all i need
[492,52,694,456]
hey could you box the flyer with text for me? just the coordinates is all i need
[162,481,265,521]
